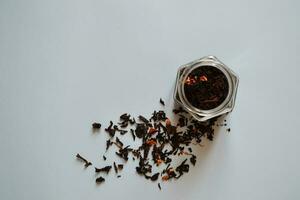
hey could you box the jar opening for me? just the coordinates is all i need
[183,65,229,110]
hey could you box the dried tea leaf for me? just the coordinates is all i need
[76,153,92,168]
[130,129,136,141]
[95,176,105,184]
[138,115,150,124]
[118,164,123,170]
[135,124,147,138]
[95,166,112,173]
[151,173,160,181]
[116,137,123,147]
[158,183,161,190]
[106,139,113,151]
[159,98,165,106]
[113,162,118,174]
[92,122,101,129]
[190,155,196,166]
[105,121,116,137]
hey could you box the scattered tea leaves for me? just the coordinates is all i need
[76,98,228,188]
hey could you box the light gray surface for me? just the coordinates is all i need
[1,0,300,200]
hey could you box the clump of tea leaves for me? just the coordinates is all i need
[184,66,229,110]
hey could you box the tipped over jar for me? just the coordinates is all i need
[174,56,239,121]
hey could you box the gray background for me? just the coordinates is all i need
[1,0,300,200]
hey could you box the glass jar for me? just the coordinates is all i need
[174,56,239,121]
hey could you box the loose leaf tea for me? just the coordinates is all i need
[151,173,160,181]
[115,145,130,161]
[92,122,101,129]
[105,121,116,137]
[175,159,189,179]
[190,155,196,166]
[106,139,113,151]
[138,115,150,125]
[130,129,136,141]
[158,183,161,190]
[76,98,229,189]
[184,66,229,110]
[159,98,165,106]
[76,153,92,168]
[95,176,105,184]
[113,162,118,174]
[95,166,112,174]
[117,164,123,170]
[115,137,123,147]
